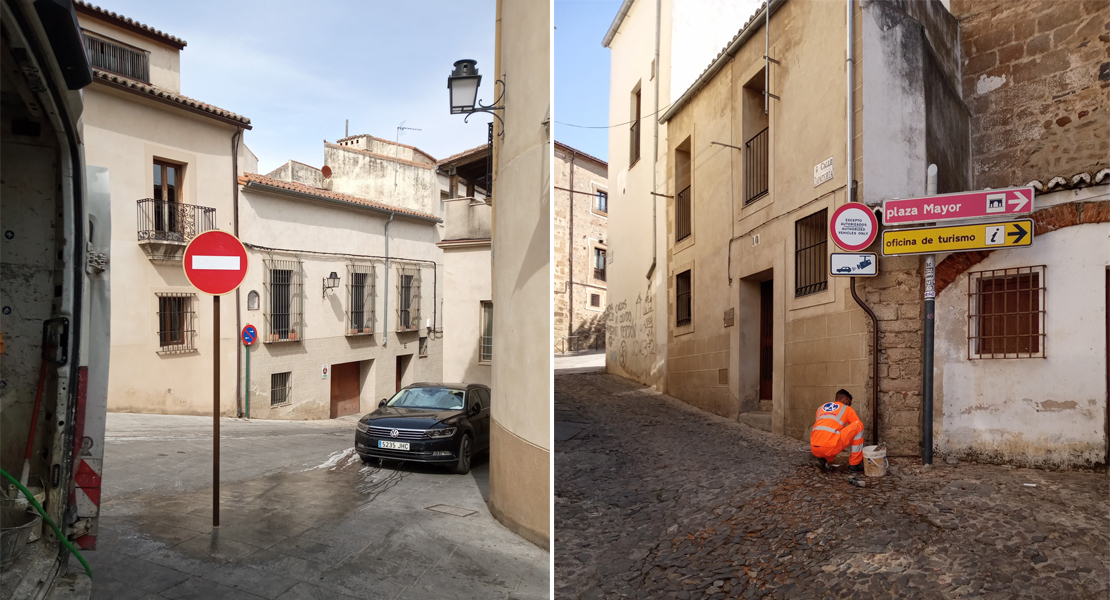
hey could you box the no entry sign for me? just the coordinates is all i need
[882,186,1034,226]
[829,203,878,252]
[183,231,248,295]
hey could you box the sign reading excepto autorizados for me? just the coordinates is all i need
[881,219,1033,256]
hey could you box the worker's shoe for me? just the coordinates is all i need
[814,457,831,472]
[848,463,865,473]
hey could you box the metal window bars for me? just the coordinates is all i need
[419,336,429,357]
[629,118,641,165]
[676,185,692,242]
[264,259,303,342]
[156,292,196,353]
[968,266,1046,359]
[397,265,422,332]
[480,301,493,362]
[795,209,829,297]
[745,127,769,204]
[676,270,692,327]
[270,372,291,406]
[136,199,216,243]
[346,264,376,336]
[82,31,150,82]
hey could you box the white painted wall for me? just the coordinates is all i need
[935,202,1109,467]
[76,14,181,93]
[441,244,492,386]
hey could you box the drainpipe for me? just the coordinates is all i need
[383,212,395,346]
[568,148,576,343]
[648,0,660,280]
[231,126,243,418]
[844,0,879,443]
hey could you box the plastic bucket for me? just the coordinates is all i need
[863,445,888,477]
[2,480,45,542]
[1,507,42,568]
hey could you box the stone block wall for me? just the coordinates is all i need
[952,0,1110,187]
[861,256,925,456]
[666,331,732,417]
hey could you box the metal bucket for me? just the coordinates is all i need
[1,507,42,568]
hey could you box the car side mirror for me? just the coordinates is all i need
[379,398,388,407]
[468,403,480,416]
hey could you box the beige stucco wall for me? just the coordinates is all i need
[440,244,492,387]
[663,0,871,440]
[76,14,181,93]
[603,0,671,389]
[82,84,248,416]
[325,143,439,216]
[553,144,608,351]
[237,186,444,419]
[488,0,550,549]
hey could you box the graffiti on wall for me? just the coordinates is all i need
[607,283,656,369]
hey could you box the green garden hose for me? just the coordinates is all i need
[1,467,92,579]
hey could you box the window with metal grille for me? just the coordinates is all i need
[594,248,607,282]
[590,294,601,307]
[795,209,828,297]
[676,270,692,327]
[596,190,608,213]
[270,372,291,406]
[156,292,196,353]
[81,31,150,82]
[346,264,376,336]
[397,265,422,331]
[968,266,1046,359]
[264,259,303,342]
[744,127,769,204]
[419,336,428,357]
[480,301,493,363]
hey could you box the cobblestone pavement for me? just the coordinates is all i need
[554,373,1110,600]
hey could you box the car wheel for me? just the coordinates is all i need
[453,434,473,475]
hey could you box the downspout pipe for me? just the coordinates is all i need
[568,148,576,342]
[231,126,243,417]
[844,0,879,444]
[383,212,395,346]
[649,0,660,280]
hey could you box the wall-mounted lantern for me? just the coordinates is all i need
[322,271,340,298]
[448,59,504,131]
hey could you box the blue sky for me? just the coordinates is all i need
[96,0,496,173]
[554,0,620,161]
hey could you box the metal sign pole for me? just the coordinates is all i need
[213,295,220,526]
[922,164,937,465]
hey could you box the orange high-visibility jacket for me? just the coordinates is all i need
[810,401,861,447]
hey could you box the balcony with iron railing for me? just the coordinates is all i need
[629,119,641,166]
[675,185,692,242]
[136,199,216,264]
[593,267,607,282]
[744,127,769,204]
[82,31,150,83]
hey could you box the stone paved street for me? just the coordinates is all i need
[76,413,548,600]
[554,373,1110,600]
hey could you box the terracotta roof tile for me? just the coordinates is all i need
[74,1,186,49]
[92,69,251,127]
[238,173,440,222]
[437,144,489,167]
[1026,169,1110,192]
[554,141,608,167]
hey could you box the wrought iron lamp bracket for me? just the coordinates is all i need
[462,79,506,135]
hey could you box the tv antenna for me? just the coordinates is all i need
[393,121,422,198]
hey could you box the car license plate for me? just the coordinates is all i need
[378,440,409,451]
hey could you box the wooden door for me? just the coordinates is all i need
[330,362,361,418]
[759,280,774,401]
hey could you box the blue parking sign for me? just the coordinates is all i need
[242,324,257,346]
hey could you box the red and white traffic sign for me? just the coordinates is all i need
[829,203,878,252]
[882,186,1034,226]
[183,230,248,295]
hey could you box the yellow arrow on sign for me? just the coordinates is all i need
[881,219,1033,256]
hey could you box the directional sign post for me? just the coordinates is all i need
[882,186,1034,226]
[183,231,248,527]
[242,324,257,420]
[881,219,1032,256]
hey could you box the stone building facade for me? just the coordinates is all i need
[554,141,608,352]
[617,0,1108,466]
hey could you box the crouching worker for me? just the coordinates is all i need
[811,389,864,473]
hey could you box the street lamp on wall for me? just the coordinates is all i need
[448,59,504,131]
[322,271,340,298]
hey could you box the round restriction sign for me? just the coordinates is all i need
[242,324,257,346]
[829,203,878,252]
[183,230,248,295]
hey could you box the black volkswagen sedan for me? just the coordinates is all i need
[354,382,491,474]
